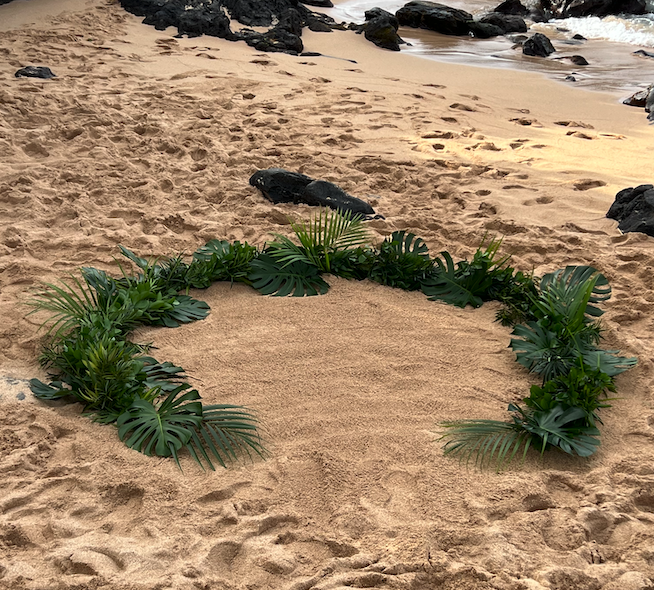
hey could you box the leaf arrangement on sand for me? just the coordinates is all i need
[27,208,636,471]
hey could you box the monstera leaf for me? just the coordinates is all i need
[249,254,329,297]
[369,231,434,291]
[538,265,610,319]
[117,386,203,468]
[515,404,601,457]
[422,252,489,308]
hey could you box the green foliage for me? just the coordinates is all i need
[118,386,204,469]
[369,231,435,291]
[510,265,636,381]
[421,236,528,309]
[422,251,489,308]
[117,386,264,471]
[524,360,615,425]
[268,208,370,273]
[33,317,155,422]
[440,418,532,470]
[27,221,637,473]
[328,246,376,280]
[187,240,257,288]
[509,403,601,457]
[249,253,330,297]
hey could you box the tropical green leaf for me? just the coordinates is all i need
[186,405,265,470]
[249,254,329,297]
[156,294,210,327]
[582,349,638,377]
[369,231,435,291]
[29,378,73,401]
[422,252,486,308]
[510,322,578,381]
[117,386,203,469]
[269,208,370,273]
[514,404,601,457]
[439,419,532,470]
[539,266,610,319]
[188,240,257,287]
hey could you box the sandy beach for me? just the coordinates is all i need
[1,1,654,588]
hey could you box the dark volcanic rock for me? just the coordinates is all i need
[523,32,555,57]
[537,0,646,17]
[118,0,340,54]
[15,66,56,79]
[303,181,375,214]
[568,54,588,65]
[395,1,472,36]
[468,20,504,38]
[634,49,654,59]
[479,12,527,34]
[360,8,405,51]
[622,84,654,121]
[607,185,654,236]
[250,169,375,215]
[300,0,333,7]
[494,0,528,14]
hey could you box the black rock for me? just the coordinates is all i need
[15,66,56,79]
[479,12,527,34]
[303,180,375,214]
[360,8,404,50]
[565,75,577,82]
[363,17,405,51]
[568,55,588,65]
[300,0,333,6]
[119,0,340,55]
[468,20,504,38]
[623,86,651,108]
[535,0,646,17]
[365,7,399,28]
[395,1,473,36]
[572,33,586,40]
[634,49,654,59]
[494,0,528,15]
[249,169,375,215]
[523,32,555,57]
[607,185,654,236]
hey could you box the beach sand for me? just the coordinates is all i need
[1,1,654,588]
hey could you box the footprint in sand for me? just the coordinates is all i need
[554,120,594,129]
[566,130,594,139]
[510,117,543,127]
[573,179,607,191]
[449,103,477,112]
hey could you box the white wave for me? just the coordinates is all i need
[546,15,654,48]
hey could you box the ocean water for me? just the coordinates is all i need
[323,0,654,97]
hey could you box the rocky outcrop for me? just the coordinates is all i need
[536,0,647,18]
[358,8,406,51]
[15,66,57,79]
[494,0,528,15]
[622,84,654,121]
[479,12,527,34]
[395,2,473,36]
[523,32,555,57]
[249,169,376,216]
[607,185,654,237]
[118,0,342,54]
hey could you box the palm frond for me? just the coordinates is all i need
[26,275,99,337]
[269,208,370,272]
[439,419,532,470]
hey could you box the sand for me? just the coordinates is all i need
[1,1,654,589]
